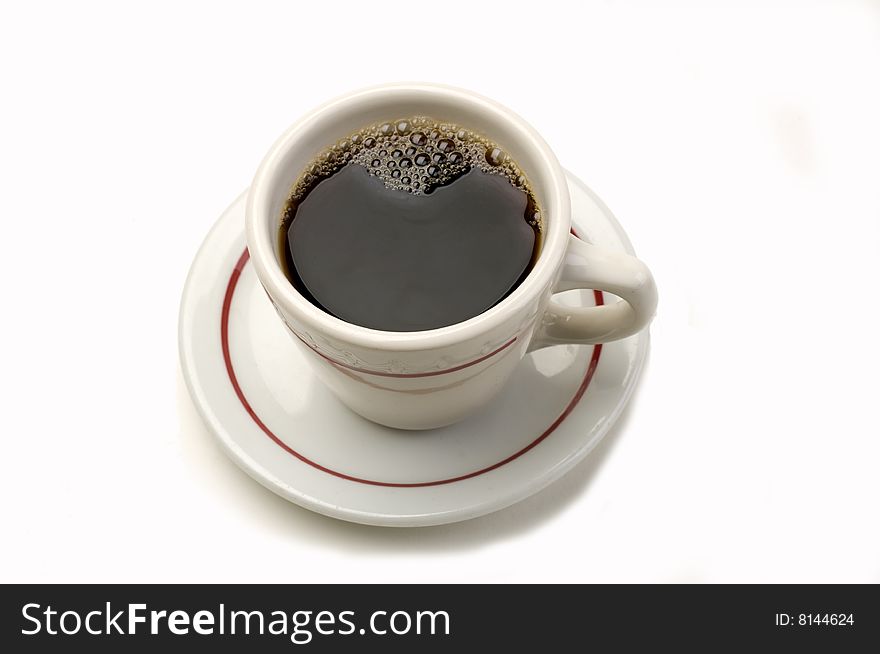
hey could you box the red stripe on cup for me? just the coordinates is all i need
[290,329,517,378]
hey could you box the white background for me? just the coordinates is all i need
[2,0,879,583]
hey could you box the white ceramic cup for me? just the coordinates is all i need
[246,83,657,430]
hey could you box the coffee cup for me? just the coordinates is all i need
[246,83,657,429]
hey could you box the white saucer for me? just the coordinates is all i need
[178,171,648,527]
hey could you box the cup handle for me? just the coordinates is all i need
[529,233,658,350]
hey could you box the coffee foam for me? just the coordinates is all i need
[284,116,541,229]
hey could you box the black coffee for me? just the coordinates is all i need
[280,116,542,332]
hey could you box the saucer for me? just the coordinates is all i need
[178,171,649,527]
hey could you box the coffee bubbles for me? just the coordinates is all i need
[285,116,536,203]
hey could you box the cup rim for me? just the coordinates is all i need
[245,82,570,351]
